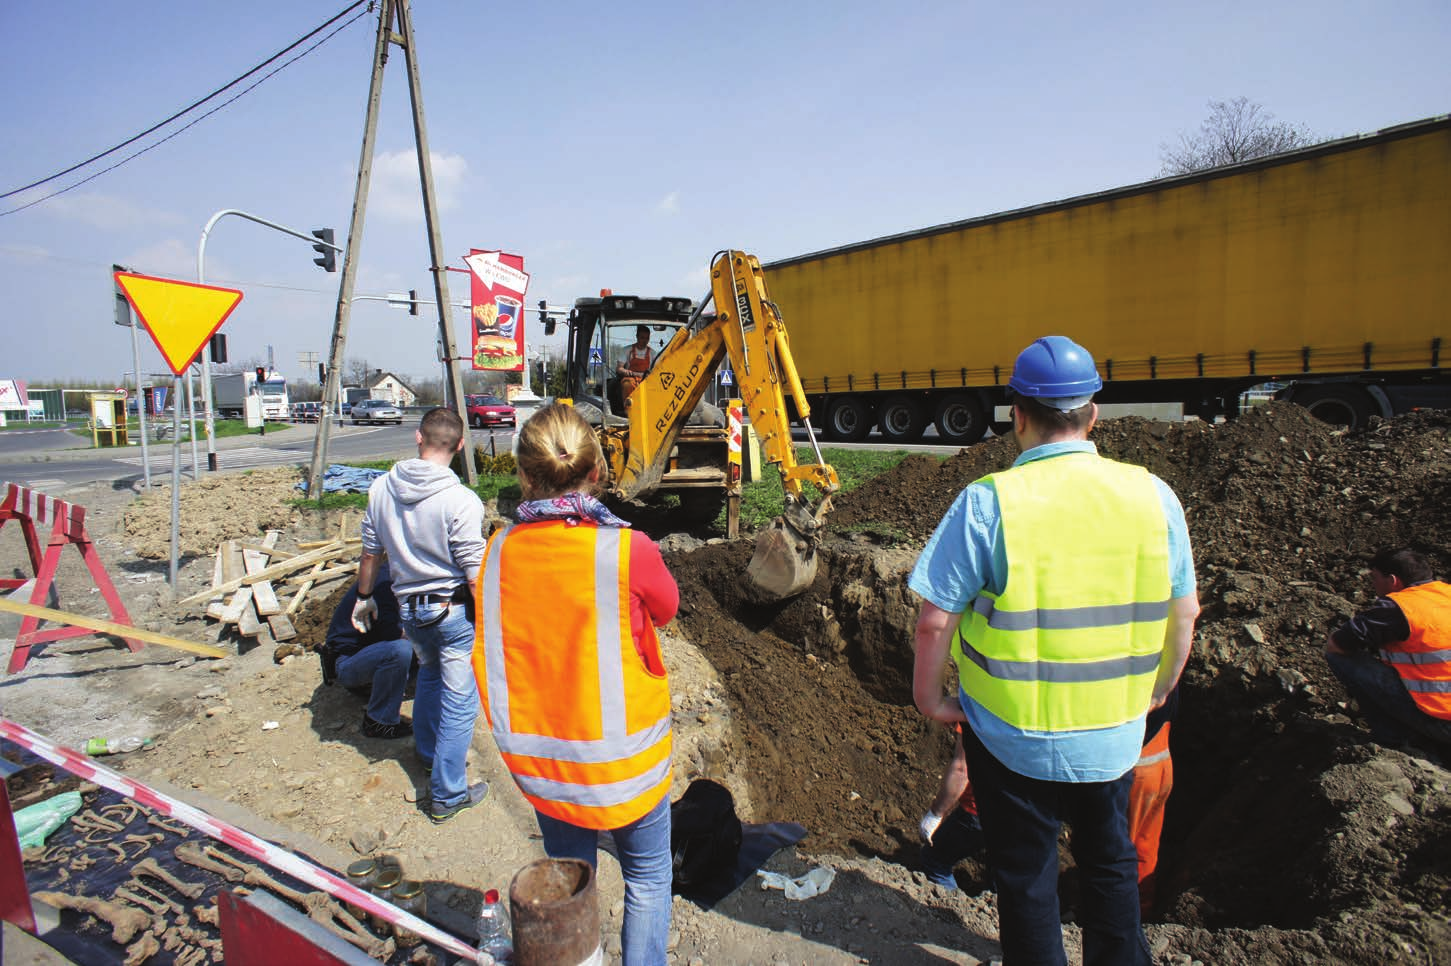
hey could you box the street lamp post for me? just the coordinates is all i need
[197,208,342,471]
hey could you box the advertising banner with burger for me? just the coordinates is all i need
[463,249,529,372]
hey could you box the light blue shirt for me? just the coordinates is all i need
[908,440,1196,782]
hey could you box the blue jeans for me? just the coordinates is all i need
[335,638,413,724]
[962,725,1149,966]
[1326,649,1451,749]
[402,599,479,811]
[535,794,671,966]
[921,808,984,890]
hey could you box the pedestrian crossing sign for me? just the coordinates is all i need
[719,369,734,386]
[589,347,604,366]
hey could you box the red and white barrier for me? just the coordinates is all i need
[0,718,480,963]
[0,482,141,673]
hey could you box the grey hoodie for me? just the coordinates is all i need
[360,458,485,598]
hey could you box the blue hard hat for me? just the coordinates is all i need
[1008,336,1103,410]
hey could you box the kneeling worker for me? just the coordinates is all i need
[321,567,414,740]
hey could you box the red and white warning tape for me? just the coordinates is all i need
[1,717,480,963]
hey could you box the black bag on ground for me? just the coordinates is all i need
[670,779,743,893]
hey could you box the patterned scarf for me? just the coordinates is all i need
[514,491,631,528]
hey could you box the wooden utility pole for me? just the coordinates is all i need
[308,0,476,500]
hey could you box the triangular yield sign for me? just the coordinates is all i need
[114,272,243,375]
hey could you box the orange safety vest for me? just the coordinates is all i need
[474,521,672,830]
[1383,581,1451,720]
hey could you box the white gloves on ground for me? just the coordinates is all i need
[919,809,943,845]
[351,596,378,633]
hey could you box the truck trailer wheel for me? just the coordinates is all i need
[826,397,871,442]
[933,394,987,445]
[1292,384,1374,429]
[878,395,927,443]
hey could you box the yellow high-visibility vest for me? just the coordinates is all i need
[952,452,1171,732]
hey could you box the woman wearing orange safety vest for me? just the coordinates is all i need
[474,403,679,966]
[1326,547,1451,753]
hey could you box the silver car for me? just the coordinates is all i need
[351,399,404,425]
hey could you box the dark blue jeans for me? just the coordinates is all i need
[1326,649,1451,749]
[962,725,1150,966]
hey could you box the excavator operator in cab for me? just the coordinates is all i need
[616,325,653,400]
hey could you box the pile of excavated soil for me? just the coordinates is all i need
[663,403,1451,963]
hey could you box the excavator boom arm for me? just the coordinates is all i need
[708,251,839,499]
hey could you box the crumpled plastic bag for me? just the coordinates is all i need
[756,866,836,900]
[13,790,83,849]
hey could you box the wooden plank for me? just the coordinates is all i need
[245,532,282,617]
[177,543,349,605]
[237,599,264,637]
[206,545,227,621]
[218,586,254,625]
[251,581,282,616]
[282,563,358,586]
[0,598,228,659]
[297,537,362,550]
[267,614,297,642]
[219,540,243,585]
[285,562,329,617]
[238,542,296,560]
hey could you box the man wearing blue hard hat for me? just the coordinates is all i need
[909,335,1199,965]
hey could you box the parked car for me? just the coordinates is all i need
[351,398,404,425]
[465,394,516,429]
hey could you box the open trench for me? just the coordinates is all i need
[663,403,1451,960]
[667,541,1449,941]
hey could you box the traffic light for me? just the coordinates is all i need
[408,289,420,316]
[255,366,266,384]
[318,363,326,384]
[209,333,227,363]
[537,299,548,324]
[311,228,336,272]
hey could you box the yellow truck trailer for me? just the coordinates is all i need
[765,115,1451,443]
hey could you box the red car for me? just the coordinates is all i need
[465,394,516,429]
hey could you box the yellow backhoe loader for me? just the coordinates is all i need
[549,250,838,600]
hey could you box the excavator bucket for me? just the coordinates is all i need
[746,516,818,601]
[745,494,833,601]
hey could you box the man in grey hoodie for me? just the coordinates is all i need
[353,407,489,823]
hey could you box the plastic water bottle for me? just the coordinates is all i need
[85,736,152,755]
[475,888,513,964]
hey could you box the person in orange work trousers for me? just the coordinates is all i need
[617,324,654,399]
[920,696,1176,918]
[473,403,679,966]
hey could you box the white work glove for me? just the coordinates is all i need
[351,596,378,633]
[919,810,944,845]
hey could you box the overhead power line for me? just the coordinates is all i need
[0,0,372,215]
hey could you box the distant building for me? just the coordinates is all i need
[365,370,416,408]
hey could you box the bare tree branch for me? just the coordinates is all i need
[1159,97,1317,176]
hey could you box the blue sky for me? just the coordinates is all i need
[1,1,1447,387]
